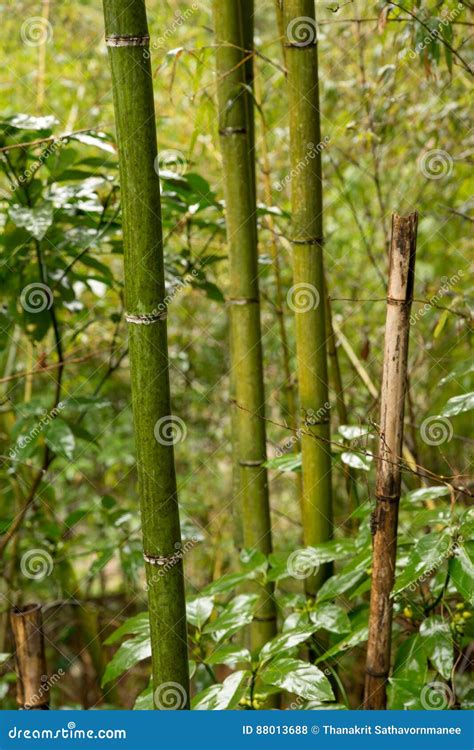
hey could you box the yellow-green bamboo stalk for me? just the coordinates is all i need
[281,0,333,596]
[213,0,277,650]
[102,0,189,707]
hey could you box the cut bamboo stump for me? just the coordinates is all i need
[364,212,418,710]
[11,604,49,710]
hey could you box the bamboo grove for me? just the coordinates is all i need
[0,0,472,713]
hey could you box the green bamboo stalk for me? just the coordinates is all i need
[102,0,189,708]
[281,0,333,596]
[213,0,277,650]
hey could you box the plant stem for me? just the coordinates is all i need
[281,0,333,596]
[102,0,189,707]
[364,212,418,710]
[212,0,277,650]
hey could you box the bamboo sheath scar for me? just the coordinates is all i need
[364,213,418,710]
[213,0,277,651]
[102,0,189,707]
[282,0,333,596]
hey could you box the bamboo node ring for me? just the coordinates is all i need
[125,311,167,325]
[226,298,259,306]
[143,552,181,566]
[239,459,264,467]
[106,35,150,47]
[219,127,247,136]
[291,236,325,246]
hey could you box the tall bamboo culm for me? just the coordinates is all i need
[213,0,277,651]
[364,213,418,710]
[102,0,189,707]
[281,0,333,596]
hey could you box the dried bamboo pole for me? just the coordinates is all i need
[364,212,418,710]
[11,604,49,709]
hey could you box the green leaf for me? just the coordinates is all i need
[9,203,53,240]
[449,541,474,604]
[316,567,367,603]
[105,613,149,645]
[393,530,452,595]
[102,633,151,686]
[70,132,116,154]
[393,634,428,681]
[341,452,372,471]
[403,486,450,504]
[440,392,474,417]
[201,570,255,595]
[202,594,258,640]
[265,453,302,473]
[261,658,334,702]
[419,616,453,680]
[44,418,76,460]
[133,683,153,710]
[192,670,249,710]
[338,425,370,440]
[259,627,317,665]
[439,361,474,386]
[186,596,214,630]
[7,114,58,131]
[315,623,369,663]
[205,645,252,668]
[310,603,351,634]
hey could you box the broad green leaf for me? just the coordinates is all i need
[265,453,302,473]
[192,670,249,710]
[70,132,116,154]
[393,634,428,681]
[261,658,334,702]
[449,541,474,604]
[186,596,214,630]
[7,114,58,131]
[440,392,474,417]
[316,567,367,603]
[133,683,153,710]
[202,594,258,640]
[44,418,75,460]
[201,570,255,595]
[259,627,317,664]
[310,604,351,634]
[9,203,54,240]
[316,623,369,663]
[338,425,370,440]
[388,678,425,710]
[439,361,474,385]
[205,645,251,668]
[102,633,151,686]
[393,530,452,595]
[341,452,372,471]
[105,613,149,645]
[403,486,450,504]
[420,616,453,680]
